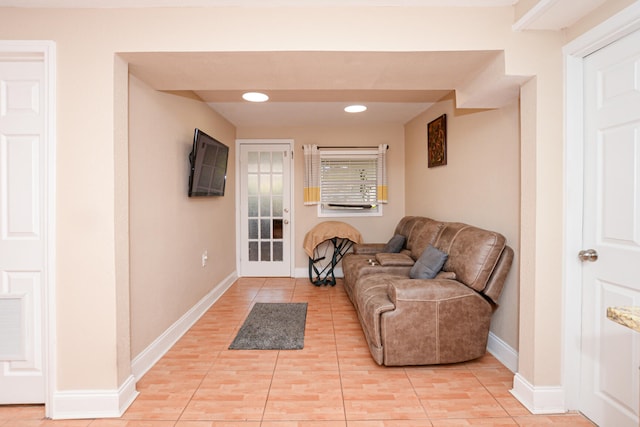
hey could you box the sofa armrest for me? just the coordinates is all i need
[386,278,469,303]
[353,243,386,255]
[375,252,415,266]
[382,278,493,365]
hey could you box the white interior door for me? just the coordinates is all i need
[579,29,640,427]
[238,141,292,277]
[0,55,46,403]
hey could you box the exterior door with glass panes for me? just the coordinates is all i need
[239,141,292,276]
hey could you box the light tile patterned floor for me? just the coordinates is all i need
[0,277,597,426]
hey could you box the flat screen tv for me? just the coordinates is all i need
[188,128,229,197]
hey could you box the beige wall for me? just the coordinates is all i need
[128,75,236,357]
[1,2,629,399]
[404,94,521,350]
[237,125,406,269]
[0,5,545,394]
[514,0,540,22]
[566,0,636,41]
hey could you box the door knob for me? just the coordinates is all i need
[283,219,289,224]
[578,249,598,262]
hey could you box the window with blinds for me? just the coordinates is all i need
[319,151,381,217]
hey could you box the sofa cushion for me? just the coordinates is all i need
[382,234,406,253]
[375,252,415,266]
[393,216,420,237]
[407,218,445,260]
[342,254,413,303]
[409,245,448,279]
[352,243,386,255]
[434,223,506,292]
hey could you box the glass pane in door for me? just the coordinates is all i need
[245,150,285,264]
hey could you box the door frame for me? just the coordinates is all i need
[235,139,295,277]
[563,3,640,410]
[0,40,56,415]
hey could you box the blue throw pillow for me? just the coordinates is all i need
[383,234,406,253]
[410,245,448,279]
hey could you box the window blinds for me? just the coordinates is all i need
[320,156,378,207]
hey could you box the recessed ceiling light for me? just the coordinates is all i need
[242,92,269,102]
[344,105,367,113]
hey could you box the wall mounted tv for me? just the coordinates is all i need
[188,128,229,197]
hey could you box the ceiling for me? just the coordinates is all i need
[121,51,500,127]
[1,0,609,127]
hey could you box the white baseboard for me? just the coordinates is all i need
[131,271,237,380]
[49,272,237,420]
[294,266,343,279]
[50,374,138,420]
[487,331,518,373]
[511,372,567,414]
[487,334,566,415]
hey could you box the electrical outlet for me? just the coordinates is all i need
[201,250,208,267]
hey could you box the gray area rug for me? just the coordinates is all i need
[229,302,307,350]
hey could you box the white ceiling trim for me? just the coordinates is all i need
[512,0,556,31]
[0,0,518,8]
[512,0,608,31]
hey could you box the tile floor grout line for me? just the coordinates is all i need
[259,348,280,424]
[174,343,222,424]
[404,365,436,424]
[468,364,519,422]
[329,279,350,424]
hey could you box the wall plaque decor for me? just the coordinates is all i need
[427,114,447,168]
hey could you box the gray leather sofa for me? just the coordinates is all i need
[341,216,514,366]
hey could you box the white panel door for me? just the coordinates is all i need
[0,58,46,403]
[239,141,292,277]
[580,29,640,427]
